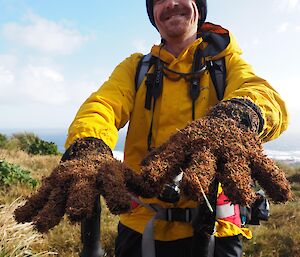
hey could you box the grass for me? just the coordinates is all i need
[0,149,118,257]
[0,149,299,256]
[243,162,300,257]
[0,198,57,256]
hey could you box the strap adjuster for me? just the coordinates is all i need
[166,208,192,223]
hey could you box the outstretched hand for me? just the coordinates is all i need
[14,138,146,232]
[138,107,292,206]
[14,104,293,233]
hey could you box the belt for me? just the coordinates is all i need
[130,195,199,257]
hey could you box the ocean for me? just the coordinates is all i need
[1,128,300,165]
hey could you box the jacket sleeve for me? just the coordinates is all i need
[65,53,142,149]
[222,49,289,142]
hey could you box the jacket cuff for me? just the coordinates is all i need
[207,99,264,134]
[61,137,112,162]
[229,98,264,134]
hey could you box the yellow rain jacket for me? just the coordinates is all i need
[65,23,288,241]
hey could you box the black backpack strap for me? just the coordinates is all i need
[192,45,227,103]
[134,53,162,150]
[199,24,229,101]
[206,58,226,101]
[135,50,227,110]
[135,53,155,91]
[190,46,205,120]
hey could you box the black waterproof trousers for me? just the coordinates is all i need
[115,223,243,257]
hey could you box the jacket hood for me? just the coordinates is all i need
[199,22,242,59]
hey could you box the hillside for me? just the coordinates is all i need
[0,149,299,257]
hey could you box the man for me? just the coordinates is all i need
[64,0,288,256]
[15,0,290,257]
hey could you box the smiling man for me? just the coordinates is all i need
[62,0,289,257]
[152,0,199,56]
[114,0,288,256]
[29,0,289,257]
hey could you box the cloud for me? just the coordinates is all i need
[0,57,103,106]
[0,59,68,105]
[132,39,150,54]
[277,22,289,33]
[287,0,300,8]
[0,49,108,107]
[2,12,90,54]
[20,65,68,105]
[269,78,300,110]
[277,22,300,33]
[132,38,160,53]
[0,66,14,86]
[0,54,68,105]
[0,53,18,67]
[274,0,300,11]
[252,38,260,45]
[0,55,17,95]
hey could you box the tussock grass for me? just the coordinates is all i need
[101,201,119,256]
[42,217,81,256]
[244,164,300,257]
[244,201,300,257]
[1,149,299,256]
[0,198,57,256]
[0,149,118,256]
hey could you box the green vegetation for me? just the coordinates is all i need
[0,146,299,256]
[0,160,38,188]
[0,134,8,148]
[0,132,60,155]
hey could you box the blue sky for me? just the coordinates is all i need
[0,0,299,142]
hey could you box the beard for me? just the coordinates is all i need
[157,3,198,39]
[164,18,193,38]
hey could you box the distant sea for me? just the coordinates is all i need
[1,128,300,165]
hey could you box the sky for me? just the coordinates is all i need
[0,0,299,144]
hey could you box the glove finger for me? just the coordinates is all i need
[97,159,132,214]
[181,150,217,202]
[28,160,81,232]
[123,167,154,198]
[14,176,53,223]
[64,154,131,215]
[250,153,292,203]
[14,161,73,223]
[66,176,98,221]
[63,156,103,221]
[218,156,256,206]
[141,131,189,179]
[32,185,68,233]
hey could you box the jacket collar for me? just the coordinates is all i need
[150,37,203,64]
